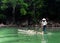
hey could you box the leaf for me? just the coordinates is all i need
[2,0,8,3]
[20,8,27,15]
[22,3,28,8]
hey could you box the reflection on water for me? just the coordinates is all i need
[41,34,48,43]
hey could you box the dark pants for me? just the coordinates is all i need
[43,25,46,32]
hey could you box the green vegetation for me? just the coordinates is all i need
[0,0,59,25]
[0,0,48,24]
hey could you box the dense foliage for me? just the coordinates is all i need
[0,0,59,24]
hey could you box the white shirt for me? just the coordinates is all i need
[41,21,47,26]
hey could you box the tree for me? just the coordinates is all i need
[27,0,44,25]
[8,0,17,24]
[0,0,2,13]
[18,0,28,15]
[8,0,28,24]
[0,0,48,25]
[1,0,8,10]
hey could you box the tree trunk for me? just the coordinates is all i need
[12,6,15,24]
[0,0,1,13]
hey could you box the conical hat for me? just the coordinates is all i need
[42,18,46,20]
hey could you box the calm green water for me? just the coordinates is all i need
[0,27,60,43]
[19,32,60,43]
[19,34,41,43]
[19,27,60,43]
[0,27,18,43]
[48,32,60,43]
